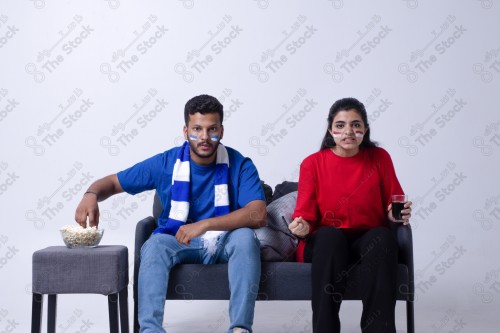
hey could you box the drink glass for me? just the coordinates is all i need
[391,194,408,222]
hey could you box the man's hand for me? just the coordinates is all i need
[75,193,100,228]
[175,222,208,245]
[73,175,123,228]
[288,216,311,238]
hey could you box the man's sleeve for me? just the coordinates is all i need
[237,158,266,208]
[116,153,165,195]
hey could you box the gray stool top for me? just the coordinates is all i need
[32,245,128,295]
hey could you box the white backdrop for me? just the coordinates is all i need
[1,1,499,332]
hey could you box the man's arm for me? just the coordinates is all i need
[175,199,266,245]
[75,174,124,227]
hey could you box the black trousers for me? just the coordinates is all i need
[304,226,398,333]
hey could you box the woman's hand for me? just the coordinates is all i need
[288,216,311,238]
[387,201,412,225]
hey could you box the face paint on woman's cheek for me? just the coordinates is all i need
[210,135,219,142]
[189,134,198,141]
[355,130,364,141]
[332,130,364,141]
[332,131,343,138]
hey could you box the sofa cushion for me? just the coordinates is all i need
[166,262,410,301]
[255,191,298,262]
[260,180,273,205]
[272,181,298,201]
[152,192,162,221]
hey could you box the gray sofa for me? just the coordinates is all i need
[133,182,415,333]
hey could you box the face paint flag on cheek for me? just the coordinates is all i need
[332,130,364,140]
[332,131,343,138]
[189,134,198,141]
[210,135,219,142]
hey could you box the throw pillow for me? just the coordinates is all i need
[255,191,298,262]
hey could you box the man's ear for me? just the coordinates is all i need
[219,125,224,141]
[183,125,188,140]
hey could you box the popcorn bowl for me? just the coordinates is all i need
[60,225,104,248]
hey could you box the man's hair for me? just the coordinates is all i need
[184,95,224,125]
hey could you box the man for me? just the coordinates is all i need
[75,94,267,333]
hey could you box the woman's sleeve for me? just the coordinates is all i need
[378,148,404,208]
[293,156,319,229]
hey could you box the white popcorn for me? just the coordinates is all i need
[60,225,103,248]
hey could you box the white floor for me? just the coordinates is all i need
[30,295,497,332]
[159,300,443,333]
[159,299,499,333]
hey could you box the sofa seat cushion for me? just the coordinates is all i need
[166,262,409,301]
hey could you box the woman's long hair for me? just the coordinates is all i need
[320,97,378,151]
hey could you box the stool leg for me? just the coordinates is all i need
[119,288,129,333]
[108,293,119,333]
[31,293,43,333]
[47,294,57,333]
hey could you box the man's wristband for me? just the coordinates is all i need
[84,191,98,199]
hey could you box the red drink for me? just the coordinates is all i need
[391,194,407,222]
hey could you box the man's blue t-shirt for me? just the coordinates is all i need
[117,145,265,231]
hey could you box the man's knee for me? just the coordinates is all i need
[141,233,177,264]
[225,228,260,254]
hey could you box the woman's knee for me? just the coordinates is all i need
[368,227,397,251]
[314,226,347,247]
[308,226,348,258]
[360,227,398,262]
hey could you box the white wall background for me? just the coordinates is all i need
[1,1,499,332]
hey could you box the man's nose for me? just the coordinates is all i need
[199,130,209,140]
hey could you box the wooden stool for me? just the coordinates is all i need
[31,245,129,333]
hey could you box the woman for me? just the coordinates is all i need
[289,97,412,333]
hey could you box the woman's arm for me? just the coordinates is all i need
[377,148,412,224]
[291,156,319,236]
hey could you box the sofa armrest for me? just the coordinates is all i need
[391,222,415,301]
[394,224,413,263]
[134,217,156,295]
[133,216,156,333]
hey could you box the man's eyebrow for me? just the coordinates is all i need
[190,123,220,127]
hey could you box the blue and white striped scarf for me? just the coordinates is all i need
[153,140,230,254]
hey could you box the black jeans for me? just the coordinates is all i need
[304,226,398,333]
